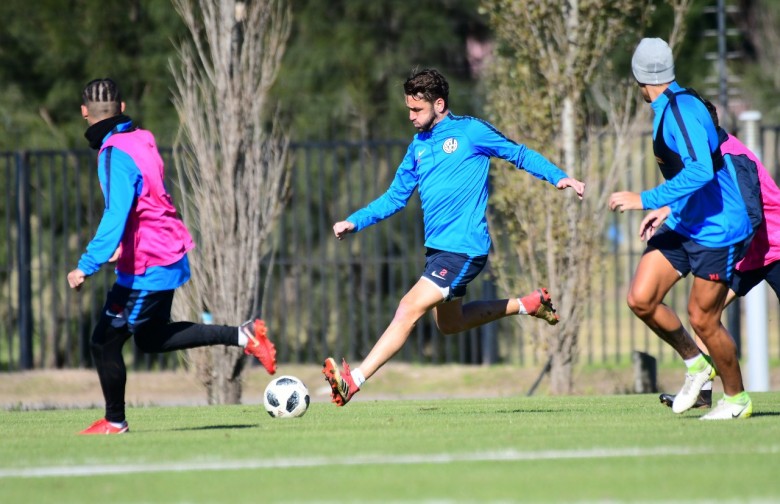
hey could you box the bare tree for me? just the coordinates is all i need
[481,0,689,393]
[169,0,291,404]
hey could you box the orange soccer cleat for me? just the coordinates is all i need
[322,357,360,406]
[241,319,277,374]
[522,288,559,325]
[80,418,129,435]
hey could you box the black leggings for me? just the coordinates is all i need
[90,285,239,423]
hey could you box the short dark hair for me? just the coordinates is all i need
[404,68,449,108]
[82,78,122,118]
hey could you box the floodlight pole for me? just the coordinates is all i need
[739,110,770,392]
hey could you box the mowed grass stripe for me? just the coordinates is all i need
[2,395,780,502]
[3,444,779,479]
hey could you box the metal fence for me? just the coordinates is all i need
[2,127,780,371]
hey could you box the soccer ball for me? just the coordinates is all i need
[263,375,310,418]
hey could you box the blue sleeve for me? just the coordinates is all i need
[640,101,716,209]
[346,144,418,232]
[471,119,568,184]
[77,148,142,275]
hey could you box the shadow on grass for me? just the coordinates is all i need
[171,424,258,431]
[678,411,780,420]
[496,409,560,414]
[750,411,780,418]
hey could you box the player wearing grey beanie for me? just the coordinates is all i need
[631,37,675,85]
[609,38,754,421]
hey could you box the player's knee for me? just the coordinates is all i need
[688,310,714,335]
[89,322,129,358]
[88,338,105,357]
[626,292,653,318]
[393,300,426,328]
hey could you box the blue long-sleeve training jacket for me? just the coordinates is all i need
[78,120,190,291]
[640,81,751,247]
[346,113,568,256]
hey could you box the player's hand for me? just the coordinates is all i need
[608,191,642,212]
[639,207,670,241]
[333,221,356,240]
[108,245,122,263]
[556,177,585,200]
[67,268,87,291]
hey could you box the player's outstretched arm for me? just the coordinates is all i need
[333,221,356,240]
[556,177,585,200]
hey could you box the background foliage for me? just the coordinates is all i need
[1,0,778,381]
[2,0,775,150]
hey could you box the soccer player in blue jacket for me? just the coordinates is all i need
[323,68,585,406]
[608,39,753,420]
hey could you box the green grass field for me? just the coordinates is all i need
[1,394,779,503]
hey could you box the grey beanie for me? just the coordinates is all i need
[631,38,675,85]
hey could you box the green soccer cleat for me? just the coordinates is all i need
[659,389,712,409]
[672,360,717,413]
[700,396,752,420]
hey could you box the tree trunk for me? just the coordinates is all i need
[208,346,244,404]
[171,0,290,405]
[549,343,574,395]
[190,346,246,405]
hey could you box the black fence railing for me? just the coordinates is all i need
[2,129,780,371]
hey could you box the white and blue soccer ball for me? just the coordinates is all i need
[263,375,310,418]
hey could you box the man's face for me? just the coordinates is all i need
[637,83,651,103]
[405,94,437,132]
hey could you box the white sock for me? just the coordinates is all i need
[516,298,528,315]
[701,380,713,391]
[683,354,702,369]
[237,327,248,347]
[351,368,366,388]
[110,420,127,428]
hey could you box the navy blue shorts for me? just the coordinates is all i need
[422,248,487,302]
[102,283,174,333]
[646,224,748,282]
[731,261,780,298]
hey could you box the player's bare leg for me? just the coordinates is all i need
[434,297,506,335]
[323,278,442,406]
[324,280,561,406]
[695,281,753,423]
[627,249,720,413]
[688,277,744,396]
[627,250,701,358]
[355,281,558,379]
[358,279,444,380]
[431,288,557,335]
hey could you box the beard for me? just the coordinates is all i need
[416,114,436,132]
